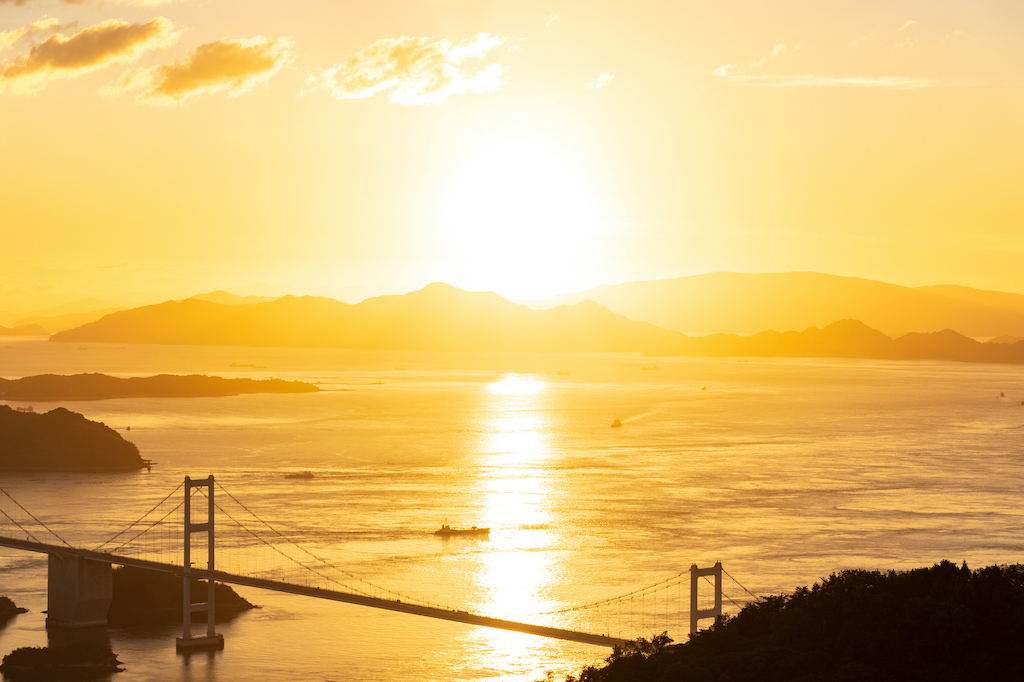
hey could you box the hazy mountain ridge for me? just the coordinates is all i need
[51,283,683,352]
[47,283,1024,364]
[646,319,1024,363]
[532,272,1024,338]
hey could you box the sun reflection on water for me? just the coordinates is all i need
[472,373,565,671]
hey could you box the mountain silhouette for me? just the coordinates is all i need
[531,272,1024,338]
[0,406,146,471]
[51,283,682,352]
[646,319,1024,363]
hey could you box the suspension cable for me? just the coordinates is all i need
[208,487,446,609]
[0,507,45,545]
[92,481,185,552]
[0,487,72,547]
[722,567,759,600]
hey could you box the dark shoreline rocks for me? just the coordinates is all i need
[0,406,147,472]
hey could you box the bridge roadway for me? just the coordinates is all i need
[0,535,627,648]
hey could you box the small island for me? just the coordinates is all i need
[0,596,28,623]
[0,642,123,680]
[0,373,319,402]
[107,566,257,625]
[0,406,147,471]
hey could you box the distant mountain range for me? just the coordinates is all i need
[529,272,1024,338]
[645,319,1024,364]
[51,283,681,352]
[46,282,1024,364]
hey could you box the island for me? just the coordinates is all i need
[0,373,319,402]
[0,596,27,623]
[0,642,123,680]
[107,566,257,625]
[567,561,1024,682]
[0,406,147,471]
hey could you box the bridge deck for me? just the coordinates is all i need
[0,536,626,648]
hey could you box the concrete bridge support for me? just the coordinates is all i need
[46,554,112,629]
[689,561,723,637]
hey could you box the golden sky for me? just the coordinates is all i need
[1,0,1023,309]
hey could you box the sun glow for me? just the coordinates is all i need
[439,139,608,298]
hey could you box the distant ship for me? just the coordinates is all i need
[611,418,621,428]
[434,524,489,537]
[285,471,315,479]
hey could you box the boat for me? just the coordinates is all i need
[15,406,34,413]
[434,524,489,537]
[611,418,621,428]
[285,471,315,479]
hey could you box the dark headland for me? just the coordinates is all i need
[0,373,319,402]
[0,405,147,471]
[568,561,1024,682]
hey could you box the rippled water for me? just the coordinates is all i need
[1,339,1023,681]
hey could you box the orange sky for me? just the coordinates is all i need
[1,0,1023,310]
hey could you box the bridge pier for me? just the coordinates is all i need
[177,475,224,651]
[689,561,722,637]
[46,554,112,629]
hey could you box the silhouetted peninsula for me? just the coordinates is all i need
[107,566,256,625]
[645,319,1024,364]
[0,373,319,402]
[0,406,146,471]
[0,323,47,337]
[569,561,1024,682]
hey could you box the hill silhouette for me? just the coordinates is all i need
[0,406,146,471]
[646,319,1024,363]
[51,283,683,352]
[0,374,318,402]
[189,290,279,305]
[0,323,48,336]
[533,272,1024,338]
[570,561,1024,682]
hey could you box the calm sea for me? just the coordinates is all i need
[1,339,1023,681]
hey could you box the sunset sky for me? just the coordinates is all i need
[2,0,1022,310]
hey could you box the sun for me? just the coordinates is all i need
[437,138,608,298]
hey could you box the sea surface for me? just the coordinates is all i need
[1,338,1023,681]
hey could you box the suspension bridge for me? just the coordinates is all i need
[0,476,759,651]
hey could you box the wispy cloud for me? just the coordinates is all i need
[899,20,916,32]
[303,33,507,106]
[0,18,69,51]
[716,72,941,89]
[0,17,178,94]
[107,36,294,105]
[771,43,787,57]
[585,72,613,89]
[546,13,560,27]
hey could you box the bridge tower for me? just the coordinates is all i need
[176,475,224,651]
[689,562,722,636]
